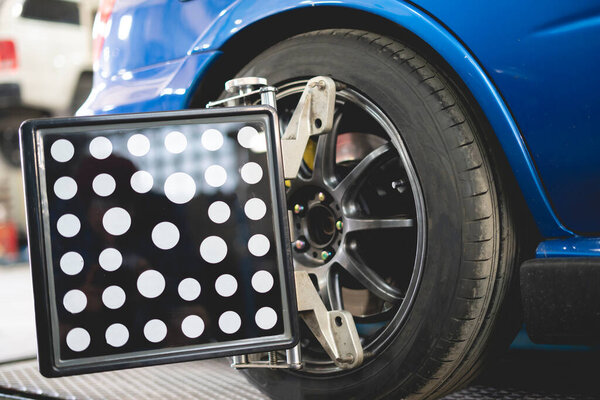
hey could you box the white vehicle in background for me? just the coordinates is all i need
[0,0,95,249]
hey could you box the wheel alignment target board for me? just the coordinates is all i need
[20,107,298,377]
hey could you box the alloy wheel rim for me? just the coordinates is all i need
[274,79,427,374]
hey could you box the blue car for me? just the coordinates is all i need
[76,0,600,398]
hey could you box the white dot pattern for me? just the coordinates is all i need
[106,323,129,347]
[255,307,278,330]
[57,214,80,238]
[99,248,122,272]
[60,252,84,275]
[151,222,180,250]
[165,131,187,154]
[237,126,258,148]
[215,274,237,297]
[219,311,241,334]
[92,173,116,197]
[51,139,74,162]
[244,198,266,220]
[248,234,270,257]
[102,207,131,236]
[127,134,150,156]
[89,136,112,160]
[178,278,201,301]
[207,201,230,224]
[201,129,223,151]
[137,270,165,298]
[199,236,227,264]
[54,176,77,200]
[102,285,126,309]
[251,270,274,293]
[130,170,153,193]
[66,328,90,352]
[164,172,196,204]
[63,290,87,314]
[181,315,205,338]
[240,162,263,184]
[204,165,227,188]
[45,122,289,354]
[144,319,167,343]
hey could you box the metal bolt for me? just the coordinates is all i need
[336,220,343,231]
[317,192,326,202]
[293,204,304,214]
[391,179,407,193]
[294,239,307,251]
[321,250,332,261]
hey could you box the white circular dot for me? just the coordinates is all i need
[60,252,84,275]
[199,236,227,264]
[102,207,131,236]
[151,222,180,250]
[54,177,77,200]
[181,315,205,338]
[57,214,80,238]
[144,319,167,343]
[130,170,153,193]
[201,129,223,151]
[165,131,187,154]
[240,162,263,184]
[92,173,116,197]
[66,328,90,352]
[208,201,230,224]
[244,198,267,220]
[219,311,241,334]
[251,270,274,293]
[237,126,258,148]
[99,248,122,271]
[127,134,150,156]
[204,165,227,188]
[164,172,196,204]
[102,285,126,309]
[255,307,278,330]
[105,323,129,347]
[51,139,74,162]
[215,274,238,297]
[89,136,112,160]
[137,270,165,298]
[248,234,270,257]
[178,278,201,301]
[63,289,87,314]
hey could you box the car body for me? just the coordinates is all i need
[80,0,600,254]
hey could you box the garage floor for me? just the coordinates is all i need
[0,350,598,400]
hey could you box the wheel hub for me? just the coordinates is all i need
[291,189,342,263]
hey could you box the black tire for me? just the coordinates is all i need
[235,30,518,399]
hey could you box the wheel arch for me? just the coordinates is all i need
[188,2,555,240]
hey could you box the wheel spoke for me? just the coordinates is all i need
[323,269,343,310]
[353,306,396,324]
[335,249,403,304]
[333,143,394,201]
[344,216,415,233]
[311,112,341,187]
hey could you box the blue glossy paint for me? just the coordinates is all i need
[537,237,600,258]
[83,0,600,239]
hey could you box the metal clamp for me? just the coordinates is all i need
[219,76,363,371]
[280,76,336,179]
[295,271,363,369]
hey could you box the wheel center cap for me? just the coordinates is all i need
[306,204,336,247]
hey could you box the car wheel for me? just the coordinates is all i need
[231,29,518,399]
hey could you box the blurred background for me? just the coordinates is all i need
[0,0,95,361]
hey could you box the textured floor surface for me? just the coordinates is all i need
[1,350,599,400]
